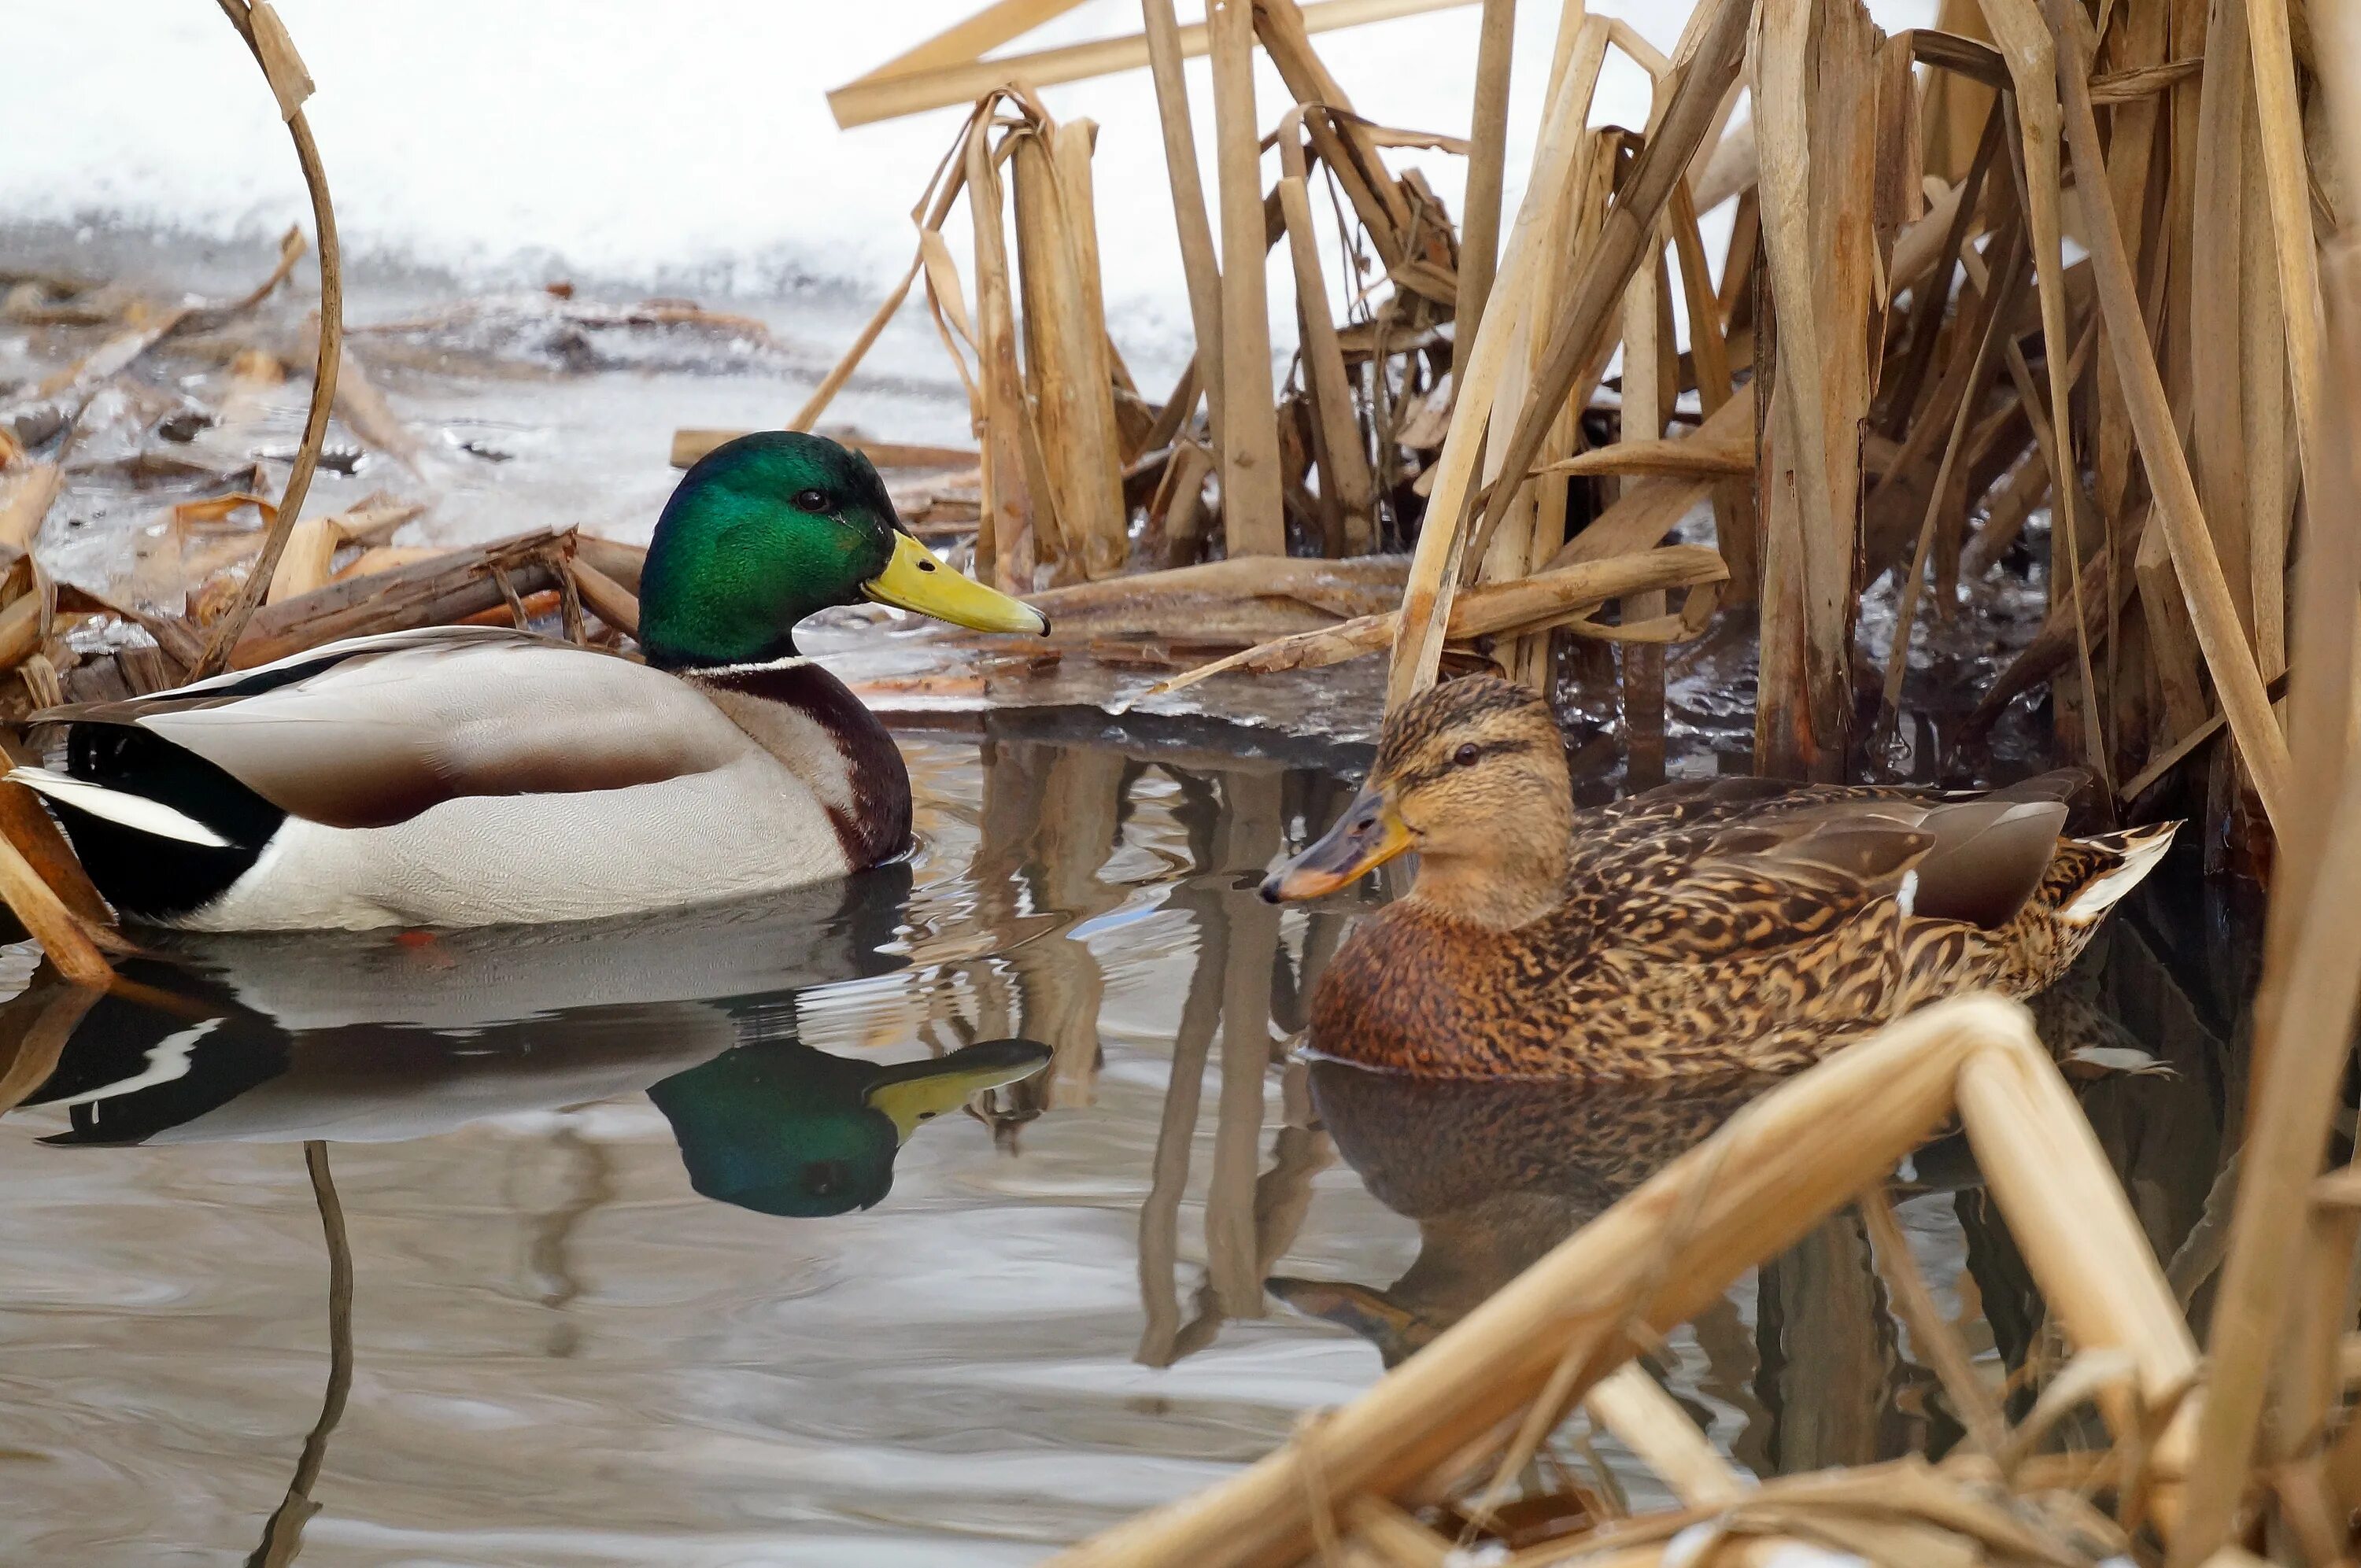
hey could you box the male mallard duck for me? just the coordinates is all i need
[1262,676,2178,1080]
[9,433,1047,932]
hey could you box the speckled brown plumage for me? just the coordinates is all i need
[1296,677,2179,1082]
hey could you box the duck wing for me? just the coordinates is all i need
[1585,791,2071,962]
[29,626,751,832]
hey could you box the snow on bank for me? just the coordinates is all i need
[6,1,1929,335]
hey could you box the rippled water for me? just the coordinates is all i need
[0,707,2260,1566]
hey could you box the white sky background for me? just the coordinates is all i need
[2,0,1934,353]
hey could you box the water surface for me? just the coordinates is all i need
[0,712,2256,1565]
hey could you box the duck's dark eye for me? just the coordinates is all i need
[1454,743,1480,768]
[793,489,833,513]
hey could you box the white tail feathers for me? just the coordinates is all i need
[7,766,232,849]
[2060,823,2178,927]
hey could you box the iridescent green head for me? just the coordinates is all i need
[637,432,1046,670]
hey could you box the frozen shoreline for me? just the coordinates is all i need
[3,0,1780,314]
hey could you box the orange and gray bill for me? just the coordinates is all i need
[1259,785,1413,902]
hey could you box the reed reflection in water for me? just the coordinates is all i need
[0,711,2258,1562]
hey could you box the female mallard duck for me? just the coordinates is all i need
[1262,676,2178,1080]
[9,432,1047,932]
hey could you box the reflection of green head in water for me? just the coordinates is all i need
[645,1038,1050,1218]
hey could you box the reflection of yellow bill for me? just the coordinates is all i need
[863,532,1049,636]
[864,1041,1052,1144]
[1261,786,1414,902]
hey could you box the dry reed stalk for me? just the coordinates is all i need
[2136,516,2211,744]
[1580,1363,1749,1507]
[855,0,1088,86]
[2236,97,2291,682]
[0,782,111,931]
[1277,121,1376,555]
[1667,175,1750,600]
[1047,996,2039,1568]
[1751,0,1886,781]
[1140,0,1225,453]
[0,464,61,555]
[2167,225,2361,1565]
[194,0,339,679]
[2241,0,2327,543]
[569,557,640,639]
[1254,0,1417,262]
[0,830,112,988]
[1450,0,1517,384]
[1532,435,1751,482]
[1384,13,1615,709]
[965,106,1041,592]
[2189,0,2254,636]
[1619,242,1672,788]
[826,0,1477,127]
[1977,0,2114,782]
[264,514,342,605]
[1954,1029,2202,1467]
[1012,120,1127,578]
[2167,756,2361,1562]
[1208,0,1286,558]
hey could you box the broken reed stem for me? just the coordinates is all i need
[0,829,111,988]
[194,0,340,679]
[1581,1363,1749,1507]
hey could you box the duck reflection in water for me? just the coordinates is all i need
[1269,1064,1767,1367]
[0,864,1051,1219]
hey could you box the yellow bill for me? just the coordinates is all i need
[864,531,1049,636]
[1258,784,1414,902]
[863,1038,1051,1144]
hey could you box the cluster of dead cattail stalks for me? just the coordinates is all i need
[783,0,2348,843]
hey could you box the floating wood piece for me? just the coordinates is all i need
[229,529,571,670]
